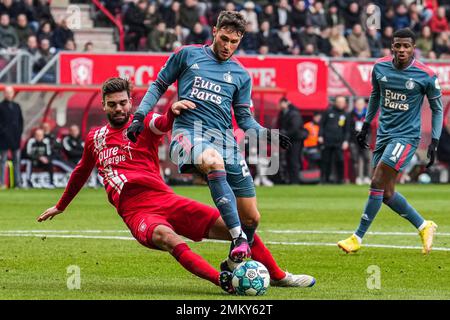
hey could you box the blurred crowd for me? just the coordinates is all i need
[91,0,450,59]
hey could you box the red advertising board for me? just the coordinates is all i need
[59,52,329,110]
[328,59,450,96]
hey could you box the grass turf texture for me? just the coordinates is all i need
[0,185,449,300]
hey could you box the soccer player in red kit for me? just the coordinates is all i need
[37,77,315,293]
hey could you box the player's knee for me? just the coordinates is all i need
[370,177,383,190]
[151,226,182,251]
[241,210,260,227]
[383,190,395,203]
[197,149,224,173]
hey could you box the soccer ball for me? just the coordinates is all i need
[418,173,431,184]
[231,260,270,296]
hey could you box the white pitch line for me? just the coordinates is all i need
[263,230,450,236]
[1,232,450,251]
[2,229,450,236]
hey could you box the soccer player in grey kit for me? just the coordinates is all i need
[338,28,443,254]
[127,11,313,286]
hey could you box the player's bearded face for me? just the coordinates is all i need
[392,38,415,65]
[103,92,132,128]
[212,27,242,61]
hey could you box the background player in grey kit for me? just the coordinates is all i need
[338,28,443,254]
[126,11,297,275]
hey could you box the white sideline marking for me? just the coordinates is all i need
[1,229,450,236]
[264,230,450,236]
[1,232,449,251]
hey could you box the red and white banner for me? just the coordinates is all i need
[328,60,450,96]
[59,52,329,109]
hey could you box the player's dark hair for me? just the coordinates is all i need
[392,28,416,44]
[216,11,246,36]
[102,77,132,101]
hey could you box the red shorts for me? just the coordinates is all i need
[118,184,220,249]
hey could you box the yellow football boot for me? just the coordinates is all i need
[337,235,361,253]
[419,221,438,254]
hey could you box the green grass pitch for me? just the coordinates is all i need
[0,185,449,300]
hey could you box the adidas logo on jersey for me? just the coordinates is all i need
[191,63,200,70]
[381,76,388,82]
[390,156,398,162]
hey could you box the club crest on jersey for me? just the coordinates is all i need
[223,71,233,83]
[405,78,415,90]
[122,129,129,141]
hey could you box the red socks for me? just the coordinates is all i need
[251,234,286,281]
[172,243,220,286]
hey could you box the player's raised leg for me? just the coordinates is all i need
[209,217,315,288]
[196,147,250,262]
[151,224,235,293]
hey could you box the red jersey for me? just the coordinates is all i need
[56,110,175,211]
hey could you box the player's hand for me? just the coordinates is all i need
[356,122,370,149]
[37,206,63,222]
[171,100,196,116]
[267,129,292,150]
[126,113,145,143]
[426,138,439,168]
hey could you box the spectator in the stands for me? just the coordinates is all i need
[15,13,34,47]
[347,24,370,58]
[41,122,62,160]
[393,3,410,30]
[33,0,54,26]
[63,39,76,51]
[162,1,181,30]
[329,25,351,57]
[277,24,294,54]
[185,22,209,45]
[416,25,434,58]
[297,24,318,54]
[259,4,277,30]
[309,0,327,31]
[433,31,450,59]
[240,1,258,33]
[429,6,449,34]
[25,128,54,188]
[123,0,147,51]
[0,13,19,50]
[52,18,74,50]
[342,2,361,33]
[62,124,84,167]
[0,86,23,189]
[290,1,309,32]
[37,21,53,45]
[367,28,382,58]
[0,0,21,23]
[380,26,394,49]
[317,27,332,56]
[147,21,176,52]
[257,20,284,54]
[143,2,161,34]
[240,21,259,54]
[180,0,200,33]
[274,0,291,30]
[83,41,93,52]
[326,3,341,27]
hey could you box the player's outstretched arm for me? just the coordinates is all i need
[234,106,292,150]
[127,49,187,142]
[150,99,196,134]
[37,206,63,222]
